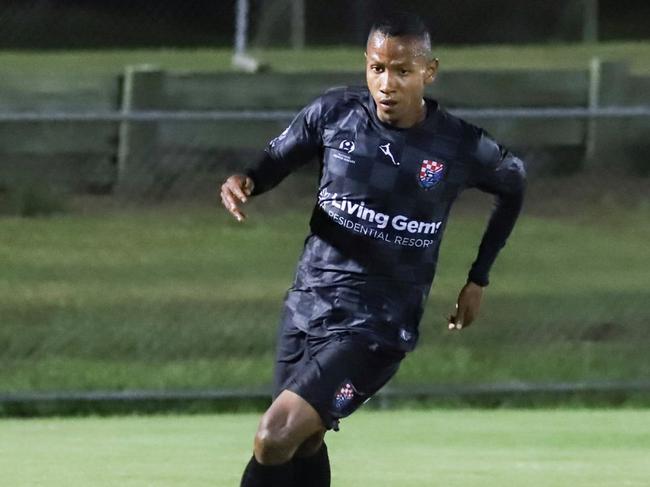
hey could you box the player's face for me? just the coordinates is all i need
[365,32,438,128]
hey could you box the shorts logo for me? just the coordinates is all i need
[333,380,357,412]
[418,160,445,189]
[339,140,356,153]
[399,328,413,342]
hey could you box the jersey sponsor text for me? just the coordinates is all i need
[319,188,441,247]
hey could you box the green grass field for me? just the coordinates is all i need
[1,409,649,486]
[2,41,650,75]
[1,190,648,395]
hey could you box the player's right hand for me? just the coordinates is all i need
[220,174,254,222]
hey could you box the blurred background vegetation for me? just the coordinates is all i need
[0,0,648,415]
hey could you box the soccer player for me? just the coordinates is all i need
[221,12,526,487]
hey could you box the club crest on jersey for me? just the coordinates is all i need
[418,160,445,189]
[333,380,357,412]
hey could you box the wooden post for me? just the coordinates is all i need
[116,65,164,194]
[234,0,249,57]
[291,0,306,50]
[583,0,599,43]
[232,0,262,72]
[585,60,629,166]
[585,57,601,161]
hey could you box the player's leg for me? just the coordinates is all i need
[240,389,325,487]
[240,310,317,486]
[293,431,330,487]
[287,332,404,486]
[255,389,326,464]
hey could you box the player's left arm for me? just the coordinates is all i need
[449,129,526,331]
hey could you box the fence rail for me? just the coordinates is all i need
[3,380,650,406]
[1,106,650,123]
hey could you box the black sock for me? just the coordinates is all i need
[240,455,294,487]
[292,443,331,487]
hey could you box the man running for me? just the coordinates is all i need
[221,12,526,487]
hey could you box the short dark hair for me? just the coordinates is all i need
[368,11,431,52]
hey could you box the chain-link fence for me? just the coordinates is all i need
[1,1,649,412]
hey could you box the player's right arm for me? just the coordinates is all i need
[220,174,254,222]
[219,97,325,221]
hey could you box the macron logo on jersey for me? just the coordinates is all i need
[379,142,399,166]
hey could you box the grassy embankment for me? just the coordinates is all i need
[2,41,650,74]
[1,196,648,394]
[1,41,648,398]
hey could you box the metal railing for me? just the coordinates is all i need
[1,106,650,122]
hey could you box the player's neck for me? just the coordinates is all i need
[382,99,427,129]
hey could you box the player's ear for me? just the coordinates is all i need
[424,58,439,85]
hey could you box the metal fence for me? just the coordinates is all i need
[3,106,650,122]
[1,0,649,412]
[0,103,648,411]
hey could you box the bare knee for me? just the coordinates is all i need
[255,428,292,465]
[253,390,324,465]
[295,430,326,458]
[255,411,306,465]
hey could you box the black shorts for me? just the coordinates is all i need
[273,321,405,431]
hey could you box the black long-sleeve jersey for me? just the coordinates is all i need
[246,86,525,351]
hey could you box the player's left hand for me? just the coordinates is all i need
[448,281,483,331]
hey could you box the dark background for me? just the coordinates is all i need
[0,0,649,49]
